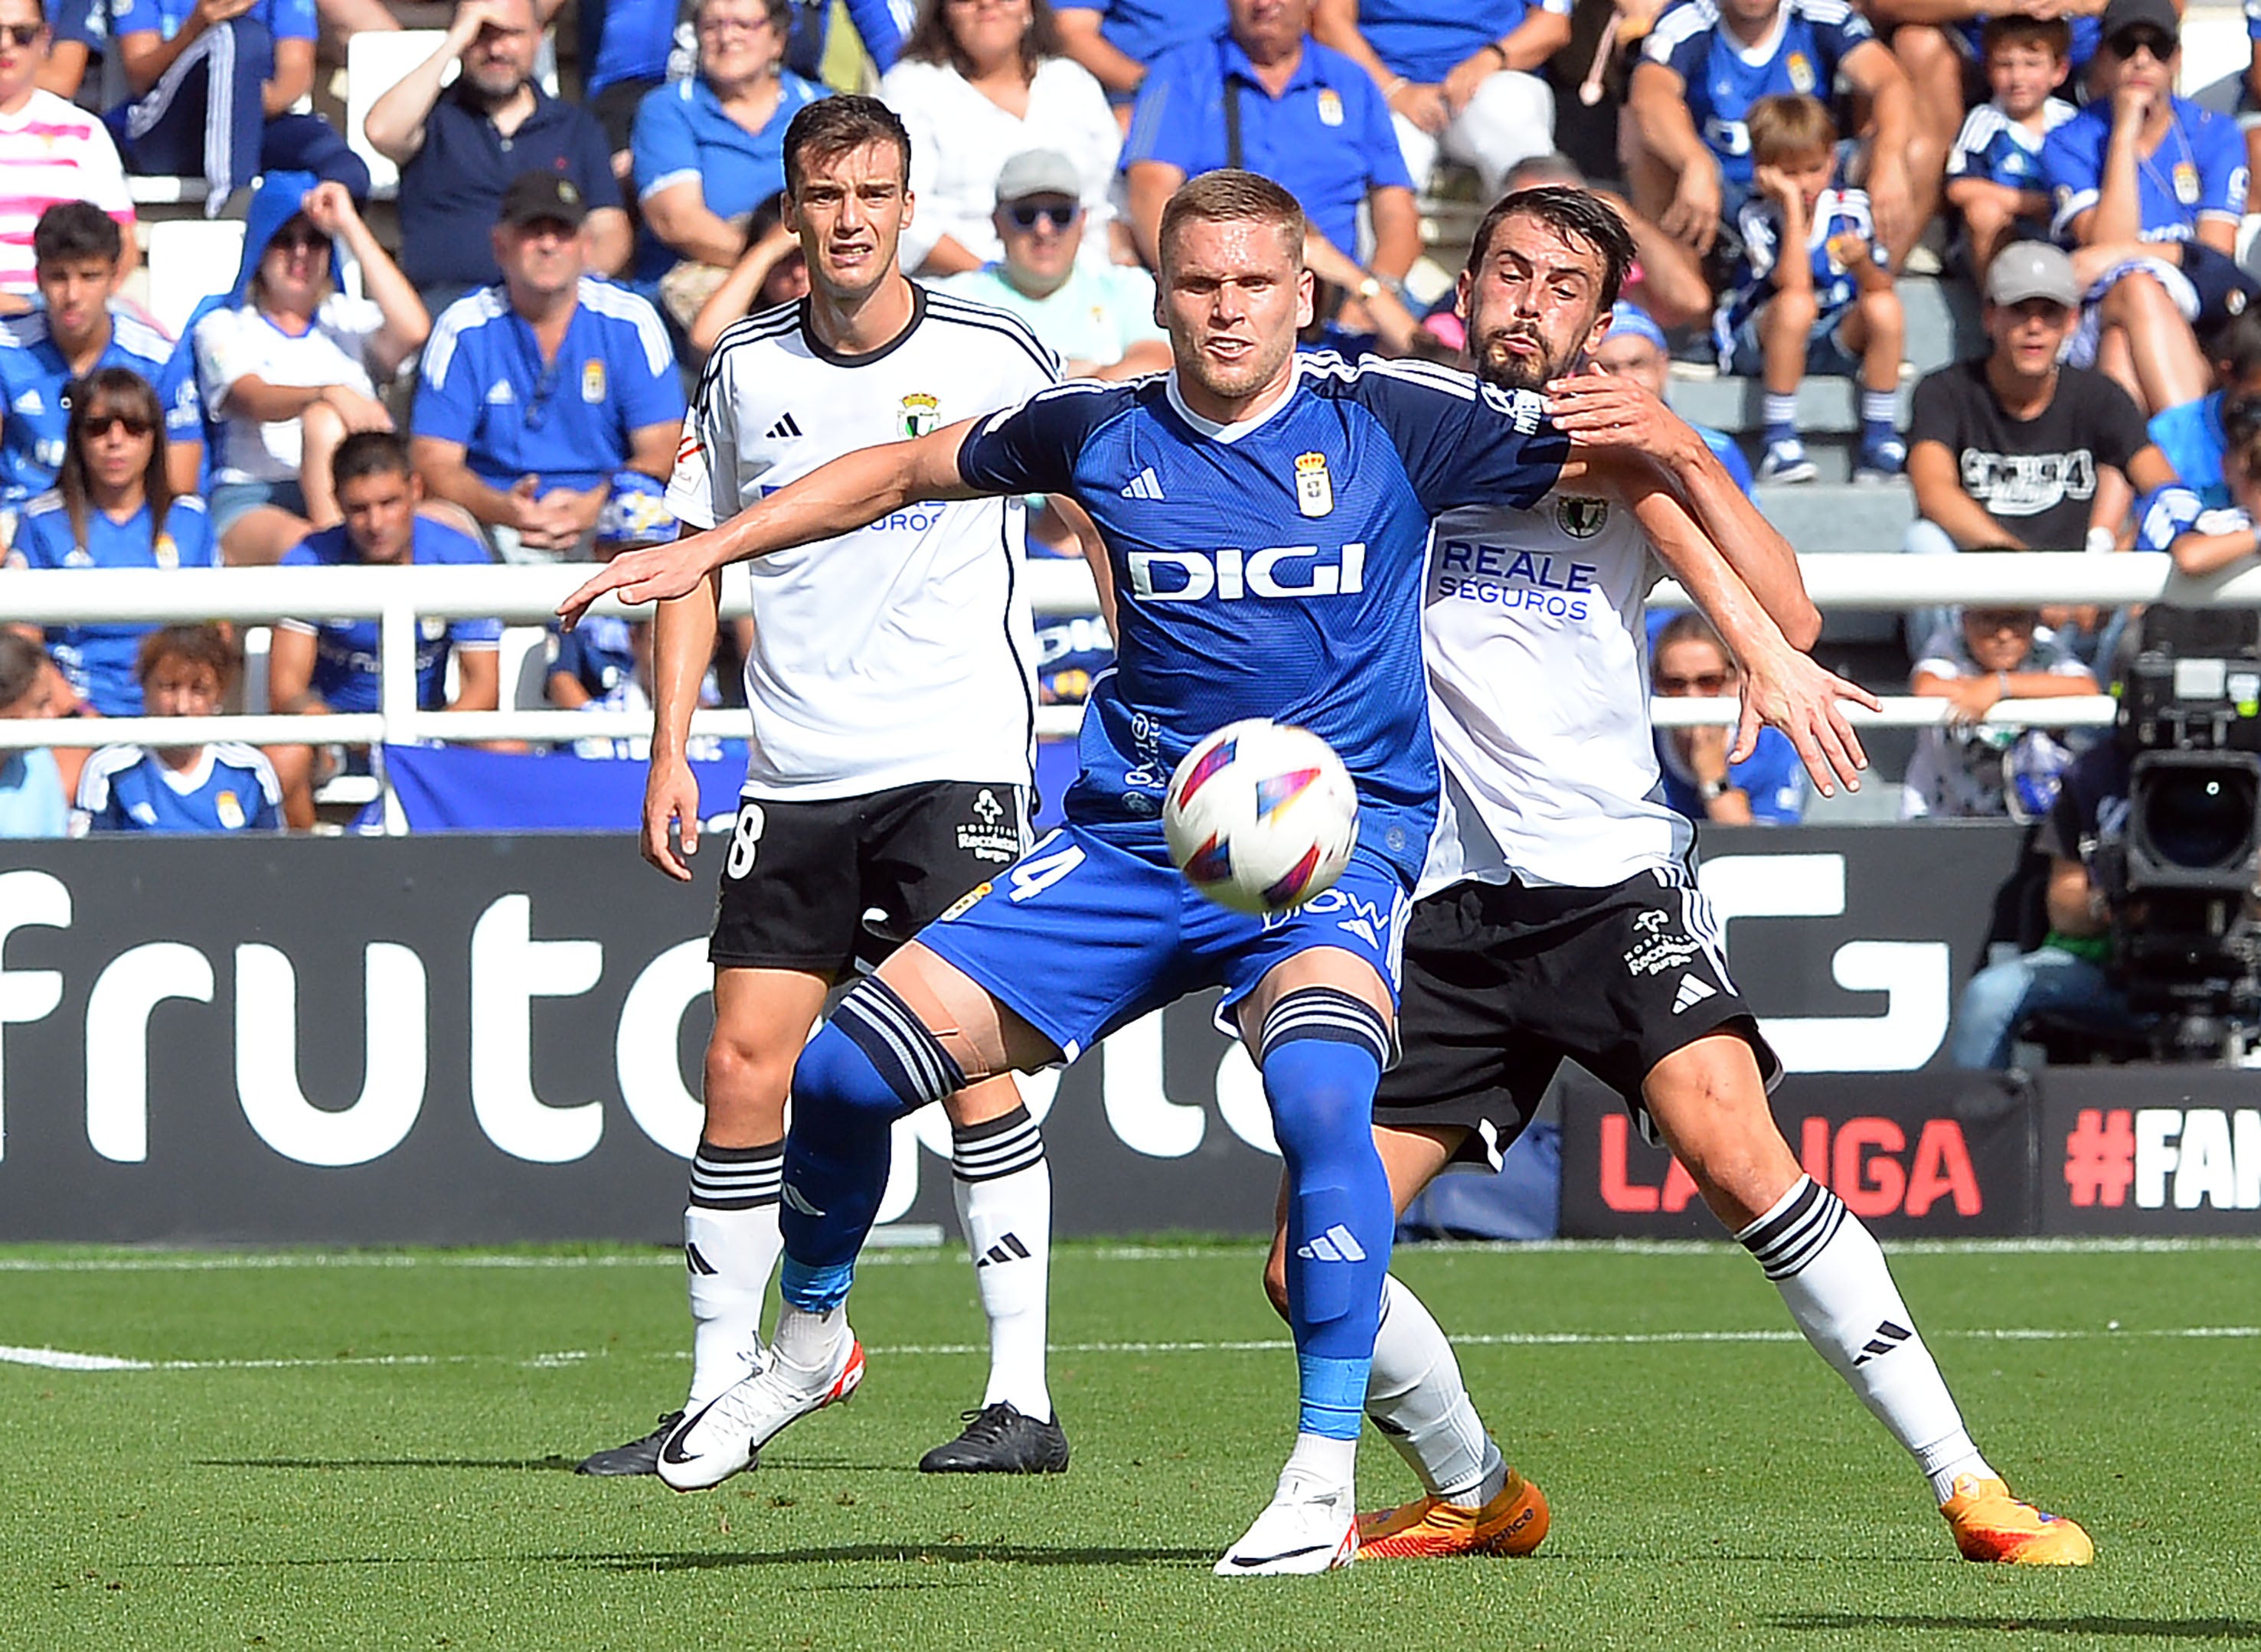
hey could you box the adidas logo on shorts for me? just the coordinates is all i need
[1671,975,1717,1014]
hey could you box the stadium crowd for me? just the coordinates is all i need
[4,0,2261,839]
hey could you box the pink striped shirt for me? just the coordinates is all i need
[0,90,136,295]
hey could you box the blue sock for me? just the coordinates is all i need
[1260,989,1393,1442]
[776,981,965,1311]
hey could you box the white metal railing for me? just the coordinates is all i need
[6,551,2257,797]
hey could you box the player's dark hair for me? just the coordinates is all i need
[57,367,172,556]
[1501,152,1586,192]
[0,632,45,715]
[1653,611,1734,674]
[1158,168,1307,269]
[900,0,1060,80]
[136,622,239,692]
[1744,93,1838,165]
[331,429,414,491]
[1465,185,1637,312]
[33,201,123,271]
[1978,13,2071,60]
[783,96,911,197]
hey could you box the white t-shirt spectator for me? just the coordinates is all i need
[880,55,1122,273]
[193,294,387,485]
[0,90,135,296]
[1902,621,2095,820]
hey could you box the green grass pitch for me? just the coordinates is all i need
[2,1239,2257,1651]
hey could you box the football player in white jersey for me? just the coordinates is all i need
[576,96,1078,1481]
[1259,187,2094,1567]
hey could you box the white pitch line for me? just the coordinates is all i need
[3,1324,2254,1374]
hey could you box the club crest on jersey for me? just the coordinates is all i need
[1556,496,1608,539]
[215,789,245,831]
[900,392,940,438]
[2174,162,2200,205]
[1294,452,1334,517]
[152,534,178,570]
[1786,51,1815,93]
[1315,88,1344,126]
[582,360,606,403]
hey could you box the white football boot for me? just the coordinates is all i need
[1214,1468,1359,1576]
[656,1331,864,1491]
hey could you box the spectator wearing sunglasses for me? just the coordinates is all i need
[936,149,1168,380]
[190,173,430,565]
[3,366,214,717]
[412,171,685,563]
[0,0,137,306]
[1650,612,1806,828]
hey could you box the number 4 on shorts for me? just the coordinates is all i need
[1008,841,1085,903]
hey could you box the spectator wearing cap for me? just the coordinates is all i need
[879,0,1120,276]
[2040,0,2250,419]
[1310,0,1568,199]
[936,149,1169,379]
[365,0,631,310]
[189,172,429,565]
[629,0,826,325]
[0,0,137,309]
[411,171,685,564]
[1903,240,2176,649]
[1123,0,1416,283]
[0,202,200,537]
[1588,302,1755,501]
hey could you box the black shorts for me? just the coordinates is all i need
[1378,868,1782,1168]
[709,780,1031,977]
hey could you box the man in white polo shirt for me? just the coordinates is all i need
[0,0,136,309]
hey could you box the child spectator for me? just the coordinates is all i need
[3,364,215,716]
[1944,16,2076,280]
[74,623,283,833]
[0,630,69,838]
[2135,418,2261,577]
[1716,93,1906,485]
[1903,597,2096,818]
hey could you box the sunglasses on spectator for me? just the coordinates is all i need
[83,413,153,439]
[272,227,326,253]
[1654,670,1733,695]
[2108,26,2174,57]
[1004,202,1079,232]
[0,21,43,43]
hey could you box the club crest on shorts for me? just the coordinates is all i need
[1295,452,1334,517]
[1556,496,1608,539]
[939,881,992,922]
[900,393,940,438]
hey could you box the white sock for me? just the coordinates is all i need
[1367,1275,1498,1502]
[771,1301,848,1381]
[1283,1430,1357,1495]
[950,1105,1054,1421]
[1738,1177,1994,1503]
[684,1140,783,1409]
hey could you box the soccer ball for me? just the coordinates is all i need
[1163,720,1359,915]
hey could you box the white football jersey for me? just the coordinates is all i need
[668,286,1058,801]
[1418,487,1694,896]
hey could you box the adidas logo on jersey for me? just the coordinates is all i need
[1294,1223,1367,1264]
[766,412,803,439]
[1671,975,1717,1014]
[485,379,516,406]
[975,1232,1031,1268]
[1852,1319,1911,1366]
[1119,466,1165,500]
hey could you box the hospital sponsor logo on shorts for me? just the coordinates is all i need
[956,787,1022,864]
[1623,907,1704,978]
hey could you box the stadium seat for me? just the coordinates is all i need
[142,217,247,338]
[346,31,450,201]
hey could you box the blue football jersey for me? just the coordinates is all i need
[2043,96,2249,244]
[2148,391,2231,510]
[955,358,1570,883]
[1642,0,1876,186]
[1717,179,1886,343]
[2133,482,2249,552]
[1946,98,2076,194]
[74,742,283,834]
[5,491,216,714]
[278,517,504,713]
[0,308,201,508]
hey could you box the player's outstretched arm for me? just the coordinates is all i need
[1624,478,1878,799]
[557,420,988,628]
[1545,367,1821,648]
[644,557,720,881]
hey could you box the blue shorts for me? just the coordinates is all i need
[917,820,1412,1063]
[1720,306,1862,379]
[209,476,308,540]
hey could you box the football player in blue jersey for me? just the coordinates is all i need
[564,170,1863,1574]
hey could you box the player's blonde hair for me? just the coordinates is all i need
[1744,94,1838,166]
[1157,170,1308,270]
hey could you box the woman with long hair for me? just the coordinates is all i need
[881,0,1122,274]
[5,367,215,719]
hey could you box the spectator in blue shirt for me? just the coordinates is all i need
[2146,309,2261,512]
[0,203,201,529]
[412,170,685,563]
[4,365,215,716]
[1311,0,1569,198]
[74,623,283,833]
[364,0,632,306]
[630,0,827,313]
[1123,0,1416,286]
[1057,0,1220,112]
[1942,16,2076,280]
[0,632,69,839]
[1626,0,1920,266]
[266,430,503,827]
[59,0,368,209]
[2040,0,2250,419]
[1652,612,1806,826]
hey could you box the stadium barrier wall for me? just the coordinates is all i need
[5,826,2254,1243]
